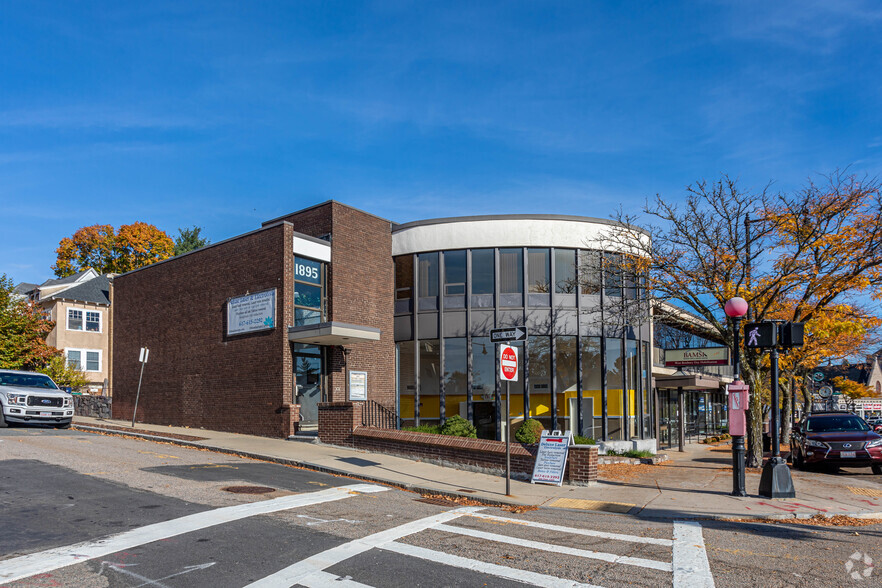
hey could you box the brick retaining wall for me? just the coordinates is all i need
[318,402,597,485]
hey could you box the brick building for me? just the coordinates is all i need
[112,202,662,444]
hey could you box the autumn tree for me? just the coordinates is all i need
[607,171,882,466]
[174,226,210,256]
[0,274,57,369]
[53,222,174,277]
[832,377,875,410]
[37,354,89,390]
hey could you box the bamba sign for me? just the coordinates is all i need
[664,347,729,367]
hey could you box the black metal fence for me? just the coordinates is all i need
[361,400,397,429]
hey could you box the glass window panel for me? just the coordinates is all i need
[67,350,81,370]
[86,351,100,371]
[605,253,623,297]
[626,339,639,439]
[419,339,441,424]
[642,341,653,439]
[579,336,602,440]
[556,336,577,433]
[295,308,321,326]
[443,338,467,419]
[528,336,551,429]
[499,249,523,295]
[397,341,416,426]
[555,249,576,294]
[606,338,624,440]
[580,251,601,295]
[395,256,413,300]
[470,249,494,295]
[527,249,550,294]
[471,337,495,401]
[294,283,322,310]
[68,309,83,330]
[418,253,439,298]
[85,311,100,332]
[443,251,466,295]
[293,257,322,285]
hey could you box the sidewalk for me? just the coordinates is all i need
[72,416,882,522]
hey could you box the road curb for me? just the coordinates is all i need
[72,424,519,508]
[73,424,882,522]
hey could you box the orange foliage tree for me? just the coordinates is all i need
[609,171,882,465]
[53,222,174,277]
[0,274,57,369]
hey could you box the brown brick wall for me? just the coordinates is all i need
[112,222,293,438]
[270,202,396,412]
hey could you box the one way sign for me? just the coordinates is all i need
[490,326,528,343]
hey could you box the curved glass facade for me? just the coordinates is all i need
[393,246,652,442]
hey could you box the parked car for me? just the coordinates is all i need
[791,412,882,474]
[0,370,73,429]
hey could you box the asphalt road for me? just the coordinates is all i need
[1,426,881,587]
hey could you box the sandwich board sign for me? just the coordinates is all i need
[530,430,573,486]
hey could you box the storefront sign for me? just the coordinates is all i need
[227,289,276,336]
[349,370,367,401]
[664,347,728,367]
[530,430,573,486]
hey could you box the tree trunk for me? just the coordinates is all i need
[802,379,811,417]
[745,370,764,468]
[781,377,792,443]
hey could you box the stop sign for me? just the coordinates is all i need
[500,345,518,381]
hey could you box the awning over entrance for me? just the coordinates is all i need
[654,373,723,390]
[288,321,381,346]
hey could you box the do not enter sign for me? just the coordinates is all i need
[500,345,518,381]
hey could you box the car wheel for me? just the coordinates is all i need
[872,465,882,475]
[55,421,71,430]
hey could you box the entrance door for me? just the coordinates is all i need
[294,346,323,427]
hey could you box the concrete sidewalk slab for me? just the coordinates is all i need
[72,416,882,522]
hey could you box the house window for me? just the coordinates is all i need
[86,311,101,332]
[67,309,83,331]
[66,349,101,372]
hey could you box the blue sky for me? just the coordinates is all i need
[3,1,882,284]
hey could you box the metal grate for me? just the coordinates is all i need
[827,442,867,451]
[27,396,63,407]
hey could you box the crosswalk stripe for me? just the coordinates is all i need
[466,512,674,546]
[672,520,715,588]
[382,542,601,588]
[434,523,672,572]
[0,483,387,585]
[245,507,484,587]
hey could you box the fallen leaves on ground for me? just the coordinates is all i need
[598,462,664,482]
[729,514,881,527]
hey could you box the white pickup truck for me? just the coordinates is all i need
[0,369,74,428]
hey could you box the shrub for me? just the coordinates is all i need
[515,418,544,444]
[622,449,655,459]
[402,424,443,435]
[573,435,596,445]
[440,415,477,438]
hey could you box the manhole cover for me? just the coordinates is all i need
[222,486,276,494]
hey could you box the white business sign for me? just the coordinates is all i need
[349,371,368,401]
[530,430,573,486]
[227,289,276,336]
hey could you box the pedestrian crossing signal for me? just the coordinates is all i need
[744,323,776,348]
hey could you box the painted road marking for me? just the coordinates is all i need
[433,523,672,572]
[548,498,635,513]
[245,507,485,587]
[673,521,715,588]
[466,512,674,546]
[248,509,711,587]
[0,483,387,585]
[383,542,601,588]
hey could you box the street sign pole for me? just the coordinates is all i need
[506,372,511,497]
[132,347,149,428]
[498,342,520,497]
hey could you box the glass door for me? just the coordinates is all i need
[293,344,323,426]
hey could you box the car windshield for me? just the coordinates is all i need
[805,416,870,433]
[0,374,58,389]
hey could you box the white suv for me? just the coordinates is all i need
[0,369,74,429]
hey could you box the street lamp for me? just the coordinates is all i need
[725,297,749,497]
